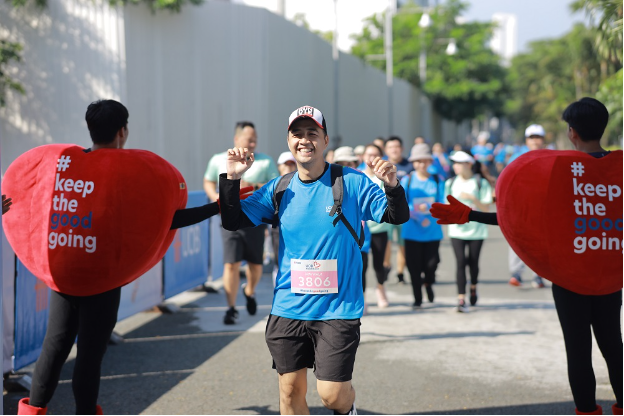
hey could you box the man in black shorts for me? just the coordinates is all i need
[218,106,409,414]
[203,121,279,324]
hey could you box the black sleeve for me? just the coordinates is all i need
[218,173,256,230]
[468,211,499,225]
[170,203,220,230]
[380,182,410,225]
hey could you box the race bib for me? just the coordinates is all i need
[291,259,338,294]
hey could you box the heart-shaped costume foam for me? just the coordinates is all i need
[2,144,187,296]
[496,150,622,295]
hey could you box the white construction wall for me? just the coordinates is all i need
[1,0,466,191]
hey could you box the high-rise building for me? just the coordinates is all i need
[490,13,518,66]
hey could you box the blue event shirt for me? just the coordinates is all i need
[401,173,444,242]
[471,145,494,165]
[241,166,388,320]
[507,145,529,165]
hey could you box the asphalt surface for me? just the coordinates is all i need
[3,225,620,415]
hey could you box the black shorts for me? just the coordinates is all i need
[220,224,266,265]
[265,314,361,382]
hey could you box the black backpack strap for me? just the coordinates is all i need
[329,164,364,249]
[261,171,296,228]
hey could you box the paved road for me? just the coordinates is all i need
[3,225,619,415]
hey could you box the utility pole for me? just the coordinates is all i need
[277,0,285,17]
[385,0,395,136]
[333,0,340,145]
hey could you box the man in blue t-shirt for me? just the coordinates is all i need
[218,106,409,415]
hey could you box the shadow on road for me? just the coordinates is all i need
[238,400,612,415]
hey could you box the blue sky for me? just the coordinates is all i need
[461,0,585,52]
[241,0,587,54]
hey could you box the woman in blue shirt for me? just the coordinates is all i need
[401,144,445,308]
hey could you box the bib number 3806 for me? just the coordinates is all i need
[291,259,338,294]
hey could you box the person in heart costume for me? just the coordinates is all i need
[431,98,622,416]
[3,100,252,415]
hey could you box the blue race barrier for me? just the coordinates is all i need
[118,262,163,321]
[209,214,224,282]
[13,260,51,370]
[163,191,210,299]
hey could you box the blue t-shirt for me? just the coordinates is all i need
[241,166,387,320]
[361,222,371,254]
[401,173,444,242]
[507,145,529,165]
[471,145,494,165]
[394,157,414,181]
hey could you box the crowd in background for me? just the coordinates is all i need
[206,124,555,322]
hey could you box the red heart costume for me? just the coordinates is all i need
[495,149,623,295]
[2,144,187,296]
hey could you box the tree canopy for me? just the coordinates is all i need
[505,0,622,145]
[350,0,507,123]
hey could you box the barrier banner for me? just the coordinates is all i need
[13,260,51,370]
[209,214,224,282]
[118,261,163,322]
[3,234,15,374]
[163,191,210,299]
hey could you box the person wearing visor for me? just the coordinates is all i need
[507,124,548,289]
[444,151,493,313]
[401,144,444,308]
[218,106,409,415]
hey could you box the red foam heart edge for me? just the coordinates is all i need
[2,144,188,296]
[496,149,622,295]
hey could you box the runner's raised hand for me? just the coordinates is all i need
[367,157,398,187]
[226,147,254,180]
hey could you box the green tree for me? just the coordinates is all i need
[0,40,25,107]
[570,0,623,67]
[351,0,507,123]
[505,24,605,139]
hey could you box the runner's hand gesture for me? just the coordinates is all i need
[226,147,254,180]
[2,195,12,215]
[367,157,398,188]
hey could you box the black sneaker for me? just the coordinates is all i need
[223,307,238,325]
[242,283,257,315]
[469,287,478,306]
[396,272,405,285]
[425,285,434,303]
[334,402,357,415]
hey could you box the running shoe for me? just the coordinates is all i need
[469,287,478,306]
[412,302,422,310]
[532,276,546,289]
[508,274,522,287]
[425,284,435,303]
[223,306,238,325]
[396,272,405,285]
[457,299,469,313]
[334,402,357,415]
[241,283,257,315]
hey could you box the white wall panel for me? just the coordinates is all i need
[1,0,464,190]
[0,0,126,167]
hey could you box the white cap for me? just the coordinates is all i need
[333,146,359,163]
[525,124,545,138]
[450,151,475,164]
[477,131,490,142]
[288,106,326,131]
[277,151,296,165]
